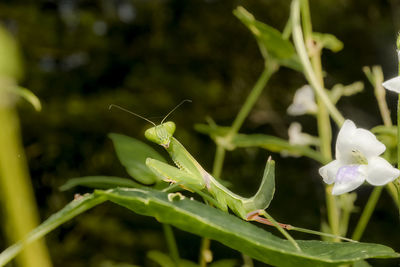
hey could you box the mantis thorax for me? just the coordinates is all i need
[145,121,176,148]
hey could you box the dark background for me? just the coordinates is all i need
[0,0,399,266]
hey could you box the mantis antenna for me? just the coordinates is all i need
[161,99,192,124]
[108,104,156,126]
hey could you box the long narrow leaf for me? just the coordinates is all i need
[233,133,327,163]
[233,6,302,71]
[1,188,397,267]
[60,176,144,191]
[109,133,167,184]
[100,188,399,267]
[0,194,107,267]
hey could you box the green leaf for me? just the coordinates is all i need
[195,123,326,163]
[312,32,344,52]
[13,86,41,111]
[371,125,397,136]
[1,189,398,267]
[100,188,399,267]
[59,176,144,191]
[109,133,167,184]
[371,125,397,164]
[233,6,302,71]
[16,87,41,111]
[0,193,107,267]
[233,133,327,163]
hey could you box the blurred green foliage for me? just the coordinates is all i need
[0,0,399,266]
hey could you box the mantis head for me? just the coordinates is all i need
[145,121,176,148]
[109,100,189,149]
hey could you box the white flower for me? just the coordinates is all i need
[319,120,400,195]
[382,76,400,93]
[288,122,316,146]
[382,50,400,93]
[287,85,318,116]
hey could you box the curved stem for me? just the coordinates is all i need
[212,145,226,179]
[199,238,211,267]
[163,224,180,265]
[229,66,277,137]
[351,186,383,241]
[257,210,301,251]
[397,38,400,218]
[294,0,340,240]
[291,0,345,127]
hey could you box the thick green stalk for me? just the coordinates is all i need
[295,0,340,240]
[396,99,400,219]
[299,0,312,38]
[311,46,339,242]
[291,0,345,127]
[0,102,52,267]
[351,186,383,241]
[397,39,400,217]
[351,69,393,240]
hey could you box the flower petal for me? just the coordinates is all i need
[352,128,386,158]
[336,120,385,162]
[287,85,317,116]
[382,76,400,93]
[288,122,313,146]
[335,120,356,162]
[332,165,366,195]
[319,160,341,184]
[365,157,400,186]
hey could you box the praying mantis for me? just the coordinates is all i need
[109,102,354,251]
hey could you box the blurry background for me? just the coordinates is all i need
[0,0,399,266]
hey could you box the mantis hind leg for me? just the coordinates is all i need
[246,210,301,252]
[246,210,292,229]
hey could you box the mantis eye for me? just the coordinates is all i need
[162,121,176,136]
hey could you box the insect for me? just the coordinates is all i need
[109,101,353,250]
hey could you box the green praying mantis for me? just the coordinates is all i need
[110,101,354,251]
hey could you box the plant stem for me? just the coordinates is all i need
[289,225,355,242]
[291,0,345,127]
[258,210,301,251]
[242,254,254,267]
[228,66,277,138]
[213,65,276,181]
[199,237,212,267]
[0,86,52,267]
[201,63,276,267]
[351,69,393,241]
[212,145,226,179]
[0,194,107,267]
[351,186,383,241]
[396,36,400,218]
[373,66,393,126]
[295,0,340,241]
[162,224,180,265]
